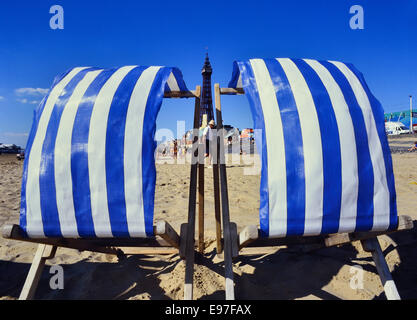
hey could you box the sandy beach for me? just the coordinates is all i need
[0,135,416,300]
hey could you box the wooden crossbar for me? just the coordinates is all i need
[164,90,200,98]
[3,221,181,256]
[219,88,245,95]
[2,220,184,301]
[237,215,413,250]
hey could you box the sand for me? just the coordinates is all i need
[0,135,416,300]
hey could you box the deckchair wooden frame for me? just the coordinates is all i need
[2,86,202,300]
[214,83,414,300]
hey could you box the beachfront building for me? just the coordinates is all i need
[385,110,417,132]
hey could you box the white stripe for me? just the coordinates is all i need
[249,59,287,237]
[88,66,137,237]
[236,74,243,89]
[166,72,180,91]
[331,61,390,231]
[25,67,88,238]
[304,59,359,232]
[124,66,161,237]
[277,58,324,236]
[54,70,103,238]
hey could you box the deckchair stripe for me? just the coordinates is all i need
[40,68,98,237]
[88,66,137,237]
[249,59,288,237]
[25,67,89,238]
[54,69,104,238]
[293,58,342,235]
[166,71,180,91]
[172,68,189,92]
[321,61,375,232]
[346,64,398,230]
[124,66,162,237]
[105,66,148,237]
[71,69,119,237]
[228,58,397,238]
[234,61,271,236]
[141,68,174,236]
[20,69,74,236]
[164,68,188,92]
[277,58,324,236]
[332,62,391,231]
[304,59,359,233]
[262,59,306,236]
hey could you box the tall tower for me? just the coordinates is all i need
[200,53,215,127]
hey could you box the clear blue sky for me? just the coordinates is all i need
[0,0,416,147]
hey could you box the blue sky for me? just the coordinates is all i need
[0,0,416,147]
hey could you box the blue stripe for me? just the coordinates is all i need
[292,59,343,234]
[320,61,374,232]
[71,68,118,237]
[264,59,306,236]
[20,68,78,237]
[236,61,270,237]
[346,63,398,230]
[164,83,170,93]
[141,67,174,237]
[20,105,48,236]
[105,66,147,237]
[39,68,98,237]
[227,63,241,88]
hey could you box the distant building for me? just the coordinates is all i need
[200,53,215,128]
[0,143,22,154]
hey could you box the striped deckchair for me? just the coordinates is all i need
[214,58,413,300]
[2,65,201,300]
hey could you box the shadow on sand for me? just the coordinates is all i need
[201,220,417,300]
[0,254,181,300]
[1,220,416,300]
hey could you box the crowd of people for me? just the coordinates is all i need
[155,121,256,163]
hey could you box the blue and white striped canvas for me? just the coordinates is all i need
[20,65,188,238]
[228,58,397,238]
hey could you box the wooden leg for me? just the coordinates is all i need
[361,237,401,300]
[181,222,194,300]
[19,244,57,300]
[230,223,239,259]
[198,160,204,253]
[213,138,223,254]
[183,86,200,300]
[179,223,188,259]
[215,83,235,300]
[221,172,235,300]
[184,260,194,300]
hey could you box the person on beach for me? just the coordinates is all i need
[173,140,178,159]
[203,120,215,168]
[408,141,417,152]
